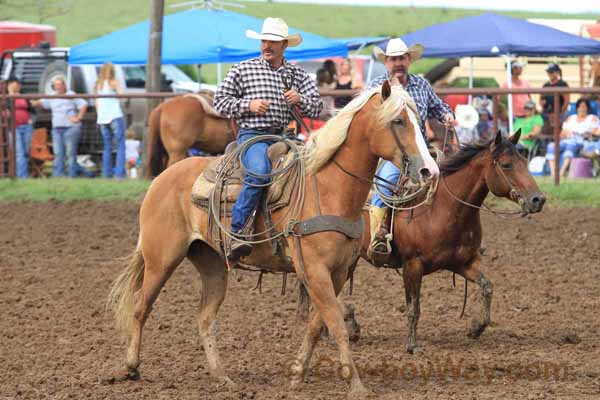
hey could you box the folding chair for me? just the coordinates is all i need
[29,127,53,178]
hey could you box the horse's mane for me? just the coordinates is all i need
[304,85,418,175]
[439,137,508,175]
[184,92,225,119]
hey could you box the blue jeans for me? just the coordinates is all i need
[52,125,81,177]
[100,117,126,178]
[371,160,401,208]
[546,138,582,161]
[15,124,33,179]
[230,130,275,232]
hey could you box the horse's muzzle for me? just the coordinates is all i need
[522,193,546,214]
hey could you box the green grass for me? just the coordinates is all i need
[1,177,598,207]
[0,178,150,202]
[2,1,599,83]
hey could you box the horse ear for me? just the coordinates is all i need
[509,128,521,145]
[390,76,401,86]
[381,80,391,101]
[494,130,503,146]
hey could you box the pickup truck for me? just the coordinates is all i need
[0,45,214,157]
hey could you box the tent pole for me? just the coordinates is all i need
[217,62,222,84]
[468,57,473,104]
[196,64,202,85]
[505,54,514,135]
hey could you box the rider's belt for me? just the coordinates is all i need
[255,127,285,135]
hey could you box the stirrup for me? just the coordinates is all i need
[367,232,392,266]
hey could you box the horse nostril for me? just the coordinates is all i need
[530,195,546,209]
[419,168,431,181]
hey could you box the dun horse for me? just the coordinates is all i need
[360,131,546,353]
[145,90,234,178]
[108,82,439,397]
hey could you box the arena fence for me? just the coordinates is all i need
[1,87,599,185]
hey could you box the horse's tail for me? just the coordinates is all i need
[145,104,165,178]
[107,248,145,337]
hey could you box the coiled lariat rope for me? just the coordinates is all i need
[208,134,308,246]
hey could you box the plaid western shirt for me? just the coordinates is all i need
[365,73,452,133]
[214,57,322,131]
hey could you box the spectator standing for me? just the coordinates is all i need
[35,77,87,178]
[540,63,570,121]
[334,58,364,109]
[513,100,544,153]
[316,68,335,120]
[500,60,531,119]
[7,78,34,178]
[95,62,126,178]
[322,59,337,84]
[546,98,600,177]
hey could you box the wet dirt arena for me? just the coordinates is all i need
[1,201,599,399]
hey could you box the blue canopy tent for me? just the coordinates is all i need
[375,13,600,130]
[69,8,348,81]
[336,36,388,51]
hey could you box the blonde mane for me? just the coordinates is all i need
[184,93,226,119]
[303,85,418,175]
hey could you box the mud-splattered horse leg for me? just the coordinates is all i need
[403,258,424,354]
[459,257,493,339]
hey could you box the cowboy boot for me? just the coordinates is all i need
[228,215,256,262]
[367,206,392,267]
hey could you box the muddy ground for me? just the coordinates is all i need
[1,201,599,399]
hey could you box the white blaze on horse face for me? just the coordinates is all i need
[407,108,439,178]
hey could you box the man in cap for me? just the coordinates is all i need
[365,38,453,265]
[214,17,322,261]
[540,63,570,121]
[500,60,531,119]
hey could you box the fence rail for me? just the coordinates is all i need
[2,87,600,184]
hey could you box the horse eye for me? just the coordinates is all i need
[500,162,512,170]
[393,119,405,127]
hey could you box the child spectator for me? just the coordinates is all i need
[125,128,141,178]
[513,100,544,154]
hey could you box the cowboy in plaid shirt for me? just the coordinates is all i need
[366,38,454,266]
[214,17,322,261]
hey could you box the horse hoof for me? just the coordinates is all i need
[468,320,486,339]
[406,344,424,355]
[347,383,372,400]
[126,367,140,381]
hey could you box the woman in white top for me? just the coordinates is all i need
[95,62,126,178]
[546,98,600,176]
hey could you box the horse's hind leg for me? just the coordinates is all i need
[459,258,493,339]
[126,235,188,379]
[187,241,232,386]
[403,258,424,354]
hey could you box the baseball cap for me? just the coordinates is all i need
[545,63,561,73]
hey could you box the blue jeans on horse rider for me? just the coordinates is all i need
[230,129,276,233]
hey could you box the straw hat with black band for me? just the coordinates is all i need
[373,38,424,62]
[245,17,302,47]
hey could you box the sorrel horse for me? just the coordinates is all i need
[358,131,546,353]
[108,81,439,398]
[145,90,234,178]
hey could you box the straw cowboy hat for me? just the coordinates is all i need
[246,17,302,47]
[373,38,424,62]
[455,104,479,130]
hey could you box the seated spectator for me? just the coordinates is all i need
[7,77,35,179]
[33,77,88,178]
[500,60,531,119]
[513,100,544,154]
[546,98,600,177]
[540,63,570,122]
[316,68,335,120]
[334,58,363,109]
[475,106,493,142]
[454,104,480,146]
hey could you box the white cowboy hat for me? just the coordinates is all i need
[455,104,480,130]
[373,38,424,62]
[245,17,302,47]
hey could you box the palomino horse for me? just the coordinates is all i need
[108,81,439,398]
[145,90,234,178]
[358,130,545,353]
